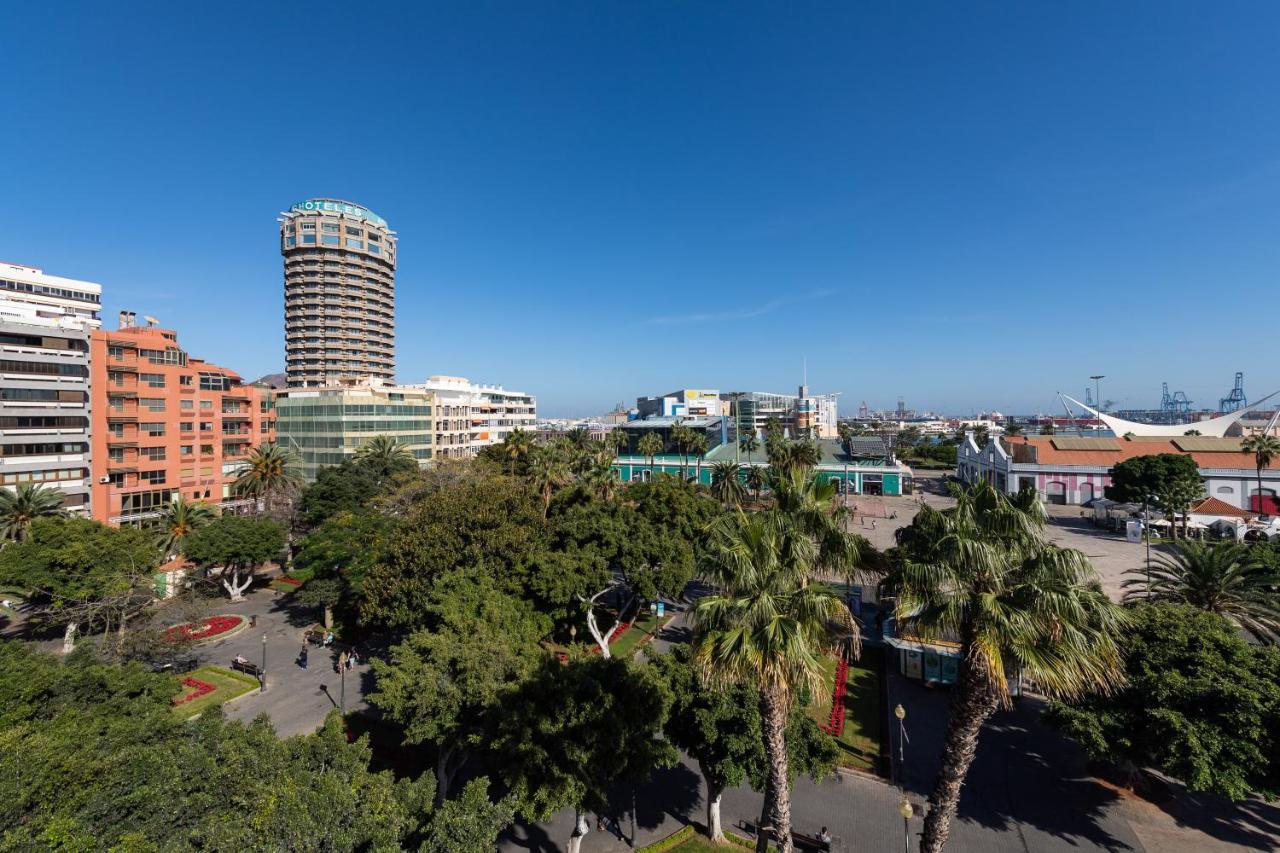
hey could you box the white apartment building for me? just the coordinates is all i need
[0,263,103,515]
[412,375,536,459]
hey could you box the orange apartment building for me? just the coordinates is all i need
[89,316,275,525]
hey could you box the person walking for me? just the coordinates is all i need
[299,645,308,670]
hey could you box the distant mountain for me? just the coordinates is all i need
[253,372,287,389]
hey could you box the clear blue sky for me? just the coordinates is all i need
[3,3,1277,417]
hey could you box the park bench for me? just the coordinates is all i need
[303,629,328,646]
[736,821,832,851]
[230,658,261,678]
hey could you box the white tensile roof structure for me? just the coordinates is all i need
[1059,391,1280,438]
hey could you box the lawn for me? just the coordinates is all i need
[609,610,663,658]
[172,665,259,719]
[809,647,884,774]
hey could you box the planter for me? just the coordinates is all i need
[165,615,246,644]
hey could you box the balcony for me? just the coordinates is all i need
[106,439,139,447]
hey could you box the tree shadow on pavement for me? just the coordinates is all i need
[1146,781,1280,850]
[499,822,561,853]
[614,759,702,835]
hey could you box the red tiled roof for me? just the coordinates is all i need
[1189,497,1257,519]
[1009,436,1278,470]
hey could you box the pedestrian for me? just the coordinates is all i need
[299,645,308,669]
[347,649,357,669]
[819,826,832,850]
[249,614,257,628]
[871,519,877,531]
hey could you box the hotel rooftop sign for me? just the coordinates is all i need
[289,199,387,229]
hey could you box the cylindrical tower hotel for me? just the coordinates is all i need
[280,199,396,388]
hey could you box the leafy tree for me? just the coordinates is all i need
[892,481,1126,853]
[651,645,838,842]
[182,515,285,600]
[492,655,677,853]
[361,469,549,634]
[234,442,303,519]
[1039,422,1057,435]
[637,431,664,479]
[0,641,442,850]
[0,517,158,652]
[1123,540,1280,643]
[1106,453,1205,538]
[151,495,216,558]
[711,461,746,507]
[695,510,855,853]
[0,482,65,542]
[297,452,412,530]
[295,509,395,627]
[605,427,630,458]
[1046,603,1280,801]
[1003,422,1023,437]
[746,465,765,502]
[371,573,550,804]
[418,777,516,853]
[1242,434,1280,514]
[739,431,761,464]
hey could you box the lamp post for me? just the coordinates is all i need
[898,797,914,853]
[894,703,908,787]
[261,633,268,691]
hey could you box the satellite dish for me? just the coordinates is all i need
[144,315,159,327]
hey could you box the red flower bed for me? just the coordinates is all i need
[820,655,850,736]
[173,677,216,705]
[276,576,303,587]
[165,615,243,642]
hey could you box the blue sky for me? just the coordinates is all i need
[2,3,1277,417]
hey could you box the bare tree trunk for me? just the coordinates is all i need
[323,605,333,629]
[61,621,77,655]
[761,685,794,853]
[566,809,590,853]
[920,655,1001,853]
[577,584,635,659]
[705,777,725,842]
[117,610,129,655]
[222,566,252,601]
[434,743,465,808]
[756,773,773,853]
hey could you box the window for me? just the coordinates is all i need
[200,399,213,409]
[199,422,214,432]
[140,398,165,412]
[345,226,361,236]
[322,235,340,246]
[140,347,186,366]
[261,421,271,433]
[119,489,172,513]
[367,233,380,243]
[180,467,193,478]
[322,223,339,233]
[345,238,363,249]
[179,421,194,433]
[302,234,316,244]
[285,236,296,247]
[180,399,193,410]
[108,345,126,359]
[141,422,165,437]
[140,446,165,461]
[368,244,381,255]
[108,472,127,486]
[108,448,126,463]
[180,445,193,456]
[0,359,88,378]
[199,373,230,391]
[141,373,165,388]
[200,444,214,455]
[179,375,192,386]
[139,470,166,485]
[109,423,126,437]
[301,221,315,231]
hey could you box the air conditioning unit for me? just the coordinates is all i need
[98,476,111,484]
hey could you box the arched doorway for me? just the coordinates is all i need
[1046,481,1067,505]
[1078,483,1095,504]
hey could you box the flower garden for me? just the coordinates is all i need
[809,647,884,774]
[165,615,246,644]
[169,665,260,718]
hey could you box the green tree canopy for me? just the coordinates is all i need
[491,655,677,852]
[295,509,396,626]
[1106,453,1205,536]
[370,573,550,803]
[182,515,285,600]
[1046,603,1280,801]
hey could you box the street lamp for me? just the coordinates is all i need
[898,797,914,853]
[1090,375,1105,412]
[260,633,268,692]
[894,703,908,787]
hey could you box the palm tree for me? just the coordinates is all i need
[501,428,534,476]
[354,434,417,476]
[0,482,65,542]
[670,424,694,473]
[769,467,860,576]
[892,481,1126,853]
[738,432,760,464]
[1125,541,1280,642]
[695,510,855,853]
[637,432,664,481]
[153,496,216,559]
[745,466,765,503]
[1242,434,1280,515]
[710,461,746,507]
[527,444,571,517]
[565,426,593,452]
[1039,422,1057,436]
[1003,422,1023,438]
[234,442,303,516]
[606,428,630,458]
[686,432,709,482]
